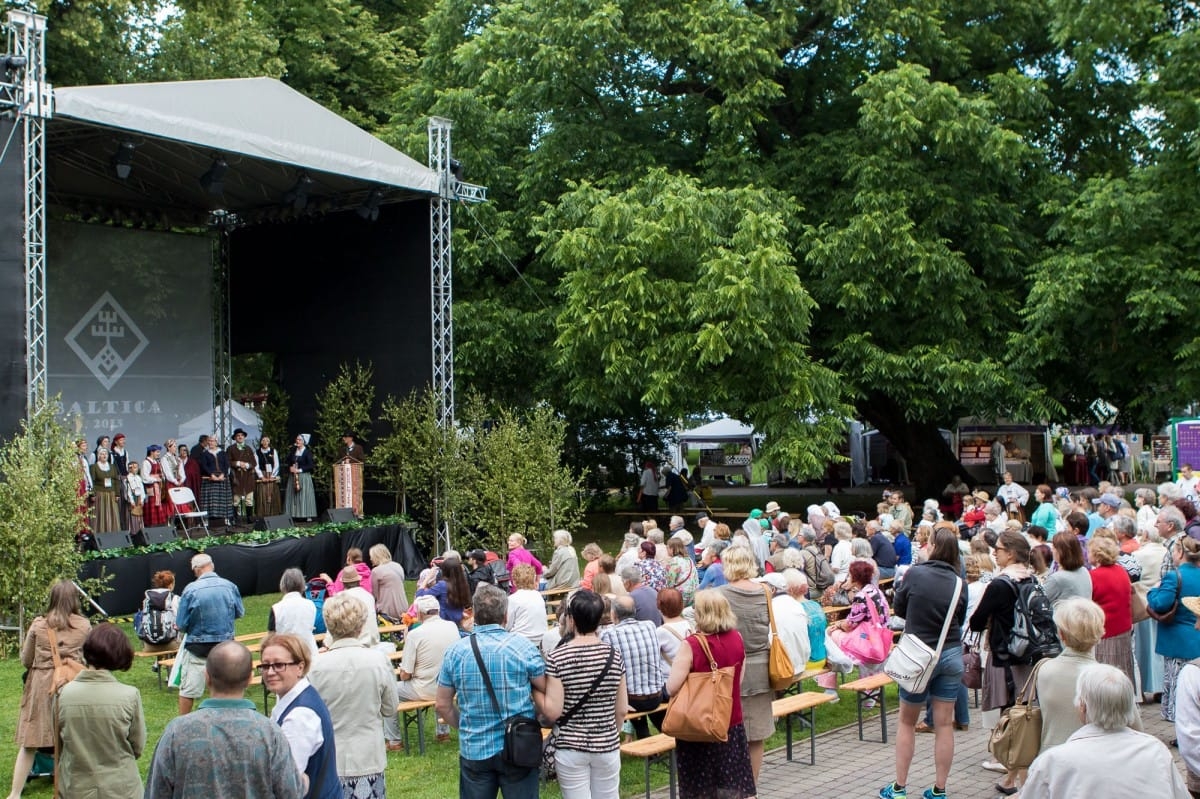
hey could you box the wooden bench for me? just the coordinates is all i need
[779,666,831,695]
[620,733,677,799]
[771,691,839,764]
[841,671,894,743]
[395,698,437,754]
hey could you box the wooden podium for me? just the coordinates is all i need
[333,459,364,517]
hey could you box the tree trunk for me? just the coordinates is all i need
[858,391,971,500]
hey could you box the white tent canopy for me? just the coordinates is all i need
[54,78,439,195]
[677,418,756,443]
[177,400,262,447]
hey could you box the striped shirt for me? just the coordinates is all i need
[545,642,625,753]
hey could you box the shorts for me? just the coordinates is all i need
[177,647,208,699]
[898,644,964,705]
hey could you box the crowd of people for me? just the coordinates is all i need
[17,461,1200,799]
[72,430,368,543]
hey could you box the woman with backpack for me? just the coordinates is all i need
[136,570,180,653]
[968,531,1043,795]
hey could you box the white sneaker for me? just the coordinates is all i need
[981,760,1008,774]
[824,690,840,704]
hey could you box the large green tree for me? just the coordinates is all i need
[401,0,1139,490]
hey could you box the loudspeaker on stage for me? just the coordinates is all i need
[256,515,294,531]
[95,531,133,551]
[138,526,176,546]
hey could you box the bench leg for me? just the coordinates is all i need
[805,707,816,766]
[643,754,652,799]
[878,690,888,744]
[669,749,677,799]
[785,712,794,761]
[401,710,411,753]
[856,693,865,741]
[416,707,427,755]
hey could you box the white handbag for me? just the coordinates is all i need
[884,575,962,694]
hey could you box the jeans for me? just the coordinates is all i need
[898,645,965,705]
[923,681,970,726]
[555,748,621,799]
[459,753,539,799]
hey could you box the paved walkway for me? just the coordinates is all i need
[662,696,1183,799]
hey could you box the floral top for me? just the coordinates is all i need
[846,583,890,628]
[665,555,698,605]
[637,558,667,592]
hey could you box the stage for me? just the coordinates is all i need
[79,520,427,616]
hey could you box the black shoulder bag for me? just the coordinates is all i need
[470,634,544,769]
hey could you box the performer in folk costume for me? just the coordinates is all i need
[181,439,203,498]
[162,439,186,493]
[142,445,171,527]
[340,432,366,463]
[285,434,317,520]
[254,435,282,518]
[111,432,130,527]
[226,428,258,522]
[336,431,366,517]
[110,433,129,476]
[89,448,121,534]
[199,435,234,526]
[124,460,147,536]
[91,435,110,466]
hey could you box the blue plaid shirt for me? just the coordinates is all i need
[437,624,545,761]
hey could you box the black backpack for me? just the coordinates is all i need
[136,588,178,645]
[1004,577,1061,664]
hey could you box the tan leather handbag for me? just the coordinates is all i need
[662,633,735,742]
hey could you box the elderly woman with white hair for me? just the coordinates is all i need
[1135,487,1159,532]
[307,592,398,798]
[542,529,581,591]
[830,521,854,585]
[984,501,1008,535]
[1035,598,1107,751]
[1023,664,1189,798]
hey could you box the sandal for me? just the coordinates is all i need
[914,721,934,733]
[995,784,1018,796]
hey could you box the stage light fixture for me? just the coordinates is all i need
[1,55,27,73]
[356,187,383,221]
[199,156,229,196]
[111,141,135,180]
[449,159,464,181]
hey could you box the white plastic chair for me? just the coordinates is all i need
[169,486,209,539]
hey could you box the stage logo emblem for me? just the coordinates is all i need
[65,292,149,390]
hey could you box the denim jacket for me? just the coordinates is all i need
[177,571,244,643]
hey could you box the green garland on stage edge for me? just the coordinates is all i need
[83,514,416,560]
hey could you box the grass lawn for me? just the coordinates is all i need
[0,509,899,798]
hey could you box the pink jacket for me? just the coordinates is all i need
[326,561,373,595]
[506,547,543,581]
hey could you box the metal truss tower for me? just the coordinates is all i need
[1,11,51,415]
[427,117,485,552]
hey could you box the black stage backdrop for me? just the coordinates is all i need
[0,120,26,442]
[80,523,426,616]
[230,201,431,440]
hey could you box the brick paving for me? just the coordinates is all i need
[650,696,1185,799]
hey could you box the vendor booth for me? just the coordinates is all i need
[956,418,1057,486]
[676,418,757,484]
